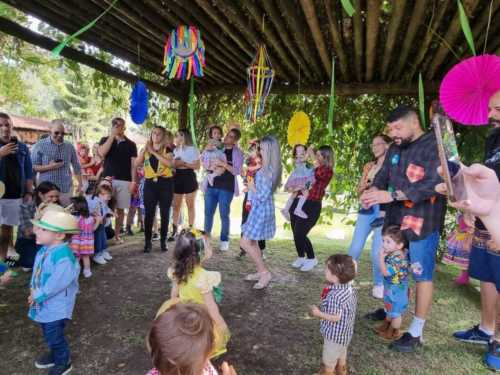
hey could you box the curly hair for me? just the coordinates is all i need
[173,231,201,284]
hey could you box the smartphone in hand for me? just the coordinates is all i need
[433,114,467,202]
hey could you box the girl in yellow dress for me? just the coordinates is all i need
[157,229,230,357]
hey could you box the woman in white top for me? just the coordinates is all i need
[172,129,200,238]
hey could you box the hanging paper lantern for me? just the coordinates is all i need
[245,44,274,122]
[163,25,206,80]
[130,80,148,125]
[287,111,311,146]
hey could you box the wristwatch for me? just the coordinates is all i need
[391,191,398,201]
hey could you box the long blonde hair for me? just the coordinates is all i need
[259,135,282,193]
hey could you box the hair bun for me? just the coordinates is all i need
[178,310,205,336]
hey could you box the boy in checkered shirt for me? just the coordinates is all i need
[310,254,357,375]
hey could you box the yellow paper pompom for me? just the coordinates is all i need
[287,111,311,146]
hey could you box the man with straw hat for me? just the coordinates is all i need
[28,209,80,375]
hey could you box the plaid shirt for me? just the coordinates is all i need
[320,283,357,346]
[373,132,446,241]
[307,165,333,201]
[17,201,36,239]
[31,137,81,193]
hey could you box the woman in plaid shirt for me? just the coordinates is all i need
[290,146,334,272]
[240,136,282,289]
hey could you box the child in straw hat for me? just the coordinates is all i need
[28,209,80,375]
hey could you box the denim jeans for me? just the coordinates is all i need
[347,205,383,286]
[40,319,70,366]
[204,187,234,241]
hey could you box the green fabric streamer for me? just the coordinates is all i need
[51,0,119,57]
[418,73,426,128]
[327,57,335,136]
[457,0,476,56]
[189,77,197,148]
[213,286,223,304]
[340,0,355,17]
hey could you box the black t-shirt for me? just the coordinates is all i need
[212,148,234,192]
[0,141,21,199]
[148,154,159,173]
[99,137,138,181]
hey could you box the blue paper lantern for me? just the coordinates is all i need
[130,81,148,125]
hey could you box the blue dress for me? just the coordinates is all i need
[242,170,276,240]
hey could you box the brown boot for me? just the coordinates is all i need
[374,319,391,336]
[335,361,348,375]
[382,327,403,340]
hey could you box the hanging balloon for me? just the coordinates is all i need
[287,111,311,146]
[130,80,148,125]
[245,44,275,122]
[163,25,206,80]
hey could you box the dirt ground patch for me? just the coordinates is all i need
[0,236,492,374]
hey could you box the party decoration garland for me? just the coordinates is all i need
[340,0,355,17]
[418,73,426,128]
[245,44,275,122]
[287,112,311,146]
[130,81,148,125]
[457,0,476,56]
[51,0,119,57]
[163,25,206,80]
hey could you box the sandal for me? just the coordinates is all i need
[244,272,260,281]
[253,272,271,289]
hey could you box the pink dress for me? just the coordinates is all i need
[71,216,96,257]
[146,362,218,375]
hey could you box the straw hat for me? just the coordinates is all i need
[32,210,79,234]
[0,181,4,199]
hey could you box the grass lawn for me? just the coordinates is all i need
[0,204,489,374]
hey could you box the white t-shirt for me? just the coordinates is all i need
[174,145,200,165]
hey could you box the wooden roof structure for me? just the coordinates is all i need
[0,0,499,103]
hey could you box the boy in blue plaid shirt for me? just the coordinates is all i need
[310,254,357,375]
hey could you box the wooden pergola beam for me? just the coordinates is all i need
[392,0,429,81]
[275,0,323,79]
[380,0,407,80]
[352,0,363,82]
[365,0,381,82]
[299,0,331,77]
[200,81,440,96]
[407,0,451,81]
[259,0,315,81]
[323,0,350,81]
[241,1,300,80]
[0,16,183,100]
[212,0,292,81]
[426,0,481,80]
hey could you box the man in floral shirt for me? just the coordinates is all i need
[361,105,446,352]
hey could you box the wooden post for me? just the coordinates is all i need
[178,95,188,129]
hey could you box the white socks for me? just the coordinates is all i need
[480,325,494,336]
[408,316,426,338]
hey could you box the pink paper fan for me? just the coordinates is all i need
[439,54,500,126]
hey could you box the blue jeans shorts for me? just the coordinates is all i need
[408,231,440,282]
[469,229,500,292]
[383,282,409,318]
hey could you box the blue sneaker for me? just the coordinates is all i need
[485,341,500,372]
[453,325,491,345]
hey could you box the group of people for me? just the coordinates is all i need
[0,90,499,375]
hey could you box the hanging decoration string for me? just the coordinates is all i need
[189,77,197,148]
[418,72,426,128]
[483,0,494,54]
[327,56,335,136]
[51,0,120,57]
[457,0,476,56]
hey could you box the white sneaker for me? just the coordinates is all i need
[93,254,107,265]
[220,241,229,251]
[291,257,306,268]
[281,208,291,222]
[83,268,92,278]
[21,267,32,272]
[300,258,318,272]
[372,284,384,299]
[103,251,113,261]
